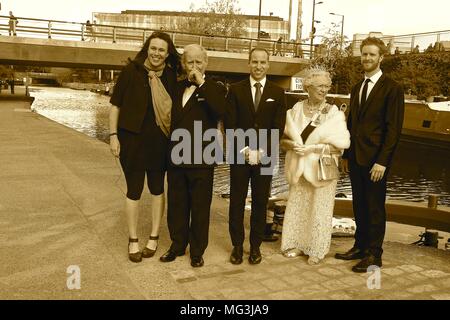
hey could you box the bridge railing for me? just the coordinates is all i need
[0,15,312,59]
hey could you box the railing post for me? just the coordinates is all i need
[81,24,85,41]
[249,39,253,52]
[112,27,117,43]
[48,21,52,39]
[143,30,147,44]
[199,35,203,46]
[172,33,176,47]
[225,38,229,51]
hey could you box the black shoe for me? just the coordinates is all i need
[142,235,159,258]
[335,247,366,260]
[262,223,279,242]
[160,249,184,263]
[190,256,204,268]
[352,255,382,273]
[128,238,142,263]
[248,247,262,265]
[230,246,243,265]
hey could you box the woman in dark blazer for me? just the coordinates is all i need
[109,32,181,263]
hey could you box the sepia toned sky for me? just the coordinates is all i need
[2,0,449,41]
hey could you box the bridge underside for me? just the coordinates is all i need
[0,37,308,76]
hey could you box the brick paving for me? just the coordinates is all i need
[0,93,449,300]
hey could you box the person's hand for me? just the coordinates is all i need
[370,163,386,182]
[188,70,205,87]
[293,144,315,156]
[110,135,120,158]
[341,158,349,174]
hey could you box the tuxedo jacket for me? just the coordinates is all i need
[224,78,286,157]
[168,79,227,168]
[343,74,404,167]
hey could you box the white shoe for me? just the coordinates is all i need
[307,256,321,265]
[282,248,304,258]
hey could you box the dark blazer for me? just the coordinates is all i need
[225,78,286,157]
[110,61,177,133]
[343,74,404,167]
[168,79,227,168]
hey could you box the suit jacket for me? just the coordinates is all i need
[343,73,404,167]
[110,61,177,133]
[168,79,227,168]
[224,78,286,158]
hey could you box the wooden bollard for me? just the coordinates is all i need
[428,194,439,209]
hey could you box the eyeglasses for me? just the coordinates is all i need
[312,84,331,90]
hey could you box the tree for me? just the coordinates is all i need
[177,0,247,37]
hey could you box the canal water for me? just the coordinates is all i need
[30,87,450,206]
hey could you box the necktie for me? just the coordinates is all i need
[360,78,371,107]
[254,82,262,111]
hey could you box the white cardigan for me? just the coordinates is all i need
[284,101,350,188]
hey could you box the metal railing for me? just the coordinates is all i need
[0,15,313,59]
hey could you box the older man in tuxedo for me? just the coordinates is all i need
[160,44,227,268]
[335,37,404,272]
[225,47,286,265]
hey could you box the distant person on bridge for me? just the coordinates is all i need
[109,32,182,263]
[335,37,405,273]
[8,11,17,36]
[273,36,283,56]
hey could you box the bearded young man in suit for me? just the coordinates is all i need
[335,37,405,273]
[225,47,286,265]
[160,44,227,268]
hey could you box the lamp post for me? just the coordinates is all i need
[257,0,262,39]
[310,0,323,59]
[330,12,344,51]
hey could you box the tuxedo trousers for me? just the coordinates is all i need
[349,160,388,257]
[229,164,273,248]
[167,167,214,257]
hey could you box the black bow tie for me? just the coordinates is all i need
[183,79,199,88]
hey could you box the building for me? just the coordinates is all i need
[92,10,290,42]
[352,32,411,56]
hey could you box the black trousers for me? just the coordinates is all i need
[229,164,273,249]
[167,167,214,257]
[349,160,388,257]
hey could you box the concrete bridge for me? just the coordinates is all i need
[0,36,307,77]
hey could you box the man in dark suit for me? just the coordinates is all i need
[160,44,226,268]
[335,37,405,272]
[225,47,286,265]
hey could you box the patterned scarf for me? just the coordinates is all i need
[144,59,172,137]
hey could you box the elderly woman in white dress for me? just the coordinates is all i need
[280,68,350,265]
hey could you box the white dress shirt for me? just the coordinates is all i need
[182,75,206,107]
[249,76,267,104]
[359,69,383,104]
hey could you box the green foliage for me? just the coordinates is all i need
[177,0,247,37]
[330,52,449,97]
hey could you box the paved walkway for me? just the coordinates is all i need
[0,95,449,300]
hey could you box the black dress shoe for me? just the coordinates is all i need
[191,256,204,268]
[352,255,382,273]
[230,246,243,265]
[160,249,184,263]
[335,247,366,260]
[128,238,142,263]
[248,247,262,265]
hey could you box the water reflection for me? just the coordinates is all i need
[30,87,450,206]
